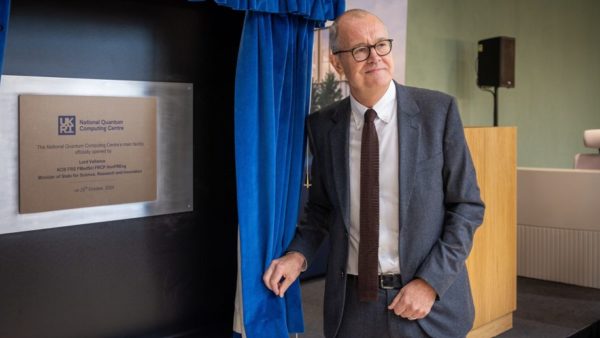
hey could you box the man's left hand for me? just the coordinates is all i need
[387,278,437,320]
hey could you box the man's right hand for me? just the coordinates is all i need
[263,252,306,297]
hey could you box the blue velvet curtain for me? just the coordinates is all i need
[0,0,11,81]
[202,0,344,337]
[234,11,310,337]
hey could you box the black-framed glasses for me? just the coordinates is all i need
[332,39,393,62]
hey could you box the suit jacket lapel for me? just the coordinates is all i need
[327,84,419,231]
[329,98,351,230]
[395,82,421,228]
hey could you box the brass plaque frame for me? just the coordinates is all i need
[19,94,158,213]
[0,75,193,234]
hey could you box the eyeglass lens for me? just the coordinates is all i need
[353,40,392,61]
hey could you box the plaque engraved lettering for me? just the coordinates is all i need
[19,94,157,213]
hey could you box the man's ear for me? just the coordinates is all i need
[329,53,344,76]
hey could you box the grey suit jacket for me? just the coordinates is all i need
[287,82,485,338]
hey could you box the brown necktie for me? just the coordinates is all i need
[358,108,379,302]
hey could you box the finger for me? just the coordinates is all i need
[263,263,275,291]
[399,300,426,319]
[392,295,410,316]
[267,262,285,295]
[401,310,417,320]
[397,298,418,318]
[399,308,414,319]
[270,268,283,295]
[398,300,421,318]
[277,273,297,297]
[387,288,404,310]
[264,261,282,294]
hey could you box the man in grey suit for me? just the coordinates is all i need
[264,9,485,338]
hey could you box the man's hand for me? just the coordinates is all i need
[263,252,306,297]
[387,278,437,320]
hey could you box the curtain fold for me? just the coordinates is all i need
[226,0,343,336]
[233,12,312,337]
[0,0,11,81]
[213,0,343,22]
[192,0,343,336]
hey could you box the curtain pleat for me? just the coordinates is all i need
[234,12,312,337]
[192,1,343,337]
[212,0,343,21]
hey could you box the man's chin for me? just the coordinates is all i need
[365,76,392,88]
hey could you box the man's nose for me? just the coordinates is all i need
[367,46,381,62]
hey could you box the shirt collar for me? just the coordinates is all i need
[350,81,396,129]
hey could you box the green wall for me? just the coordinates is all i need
[405,0,600,168]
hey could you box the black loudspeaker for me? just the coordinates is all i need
[477,36,515,88]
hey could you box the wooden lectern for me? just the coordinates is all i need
[465,127,517,337]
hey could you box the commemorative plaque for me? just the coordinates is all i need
[19,94,157,213]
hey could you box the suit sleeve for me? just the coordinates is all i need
[415,98,485,299]
[286,116,333,268]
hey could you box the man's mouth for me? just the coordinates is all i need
[365,68,384,74]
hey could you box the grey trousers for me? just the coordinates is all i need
[335,276,429,338]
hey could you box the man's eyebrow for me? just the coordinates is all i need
[349,42,369,48]
[349,38,389,48]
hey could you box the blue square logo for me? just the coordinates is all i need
[58,116,76,135]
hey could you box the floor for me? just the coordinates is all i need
[296,277,600,338]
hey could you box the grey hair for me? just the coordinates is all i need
[329,9,385,53]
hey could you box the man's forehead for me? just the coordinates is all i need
[338,12,386,29]
[337,15,389,43]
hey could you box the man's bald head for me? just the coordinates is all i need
[329,9,387,52]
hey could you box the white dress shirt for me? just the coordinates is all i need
[346,81,400,275]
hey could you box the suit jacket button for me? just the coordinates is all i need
[340,271,345,278]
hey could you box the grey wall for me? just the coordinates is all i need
[406,0,600,168]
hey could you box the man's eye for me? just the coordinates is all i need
[376,41,388,50]
[353,47,369,54]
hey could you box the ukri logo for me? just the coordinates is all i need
[58,116,76,135]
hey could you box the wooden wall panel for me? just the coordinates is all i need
[465,127,517,338]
